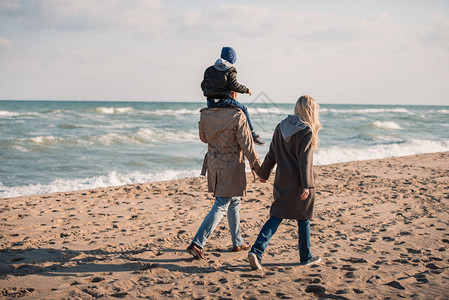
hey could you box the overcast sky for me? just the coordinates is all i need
[0,0,448,105]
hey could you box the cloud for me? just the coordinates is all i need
[172,5,393,48]
[421,13,449,50]
[0,0,20,10]
[0,0,166,34]
[0,37,12,48]
[0,2,407,48]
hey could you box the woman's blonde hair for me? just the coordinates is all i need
[294,95,322,150]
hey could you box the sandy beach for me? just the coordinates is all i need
[0,152,448,299]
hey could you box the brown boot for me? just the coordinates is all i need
[186,243,208,260]
[232,243,251,252]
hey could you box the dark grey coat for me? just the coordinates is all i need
[257,115,315,220]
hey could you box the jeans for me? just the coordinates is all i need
[192,197,244,248]
[207,97,256,137]
[250,216,313,263]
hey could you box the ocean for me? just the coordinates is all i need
[1,100,448,198]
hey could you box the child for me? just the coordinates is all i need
[248,95,322,270]
[201,47,265,145]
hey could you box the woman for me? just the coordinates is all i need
[248,95,322,270]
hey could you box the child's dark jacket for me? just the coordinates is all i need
[201,58,249,99]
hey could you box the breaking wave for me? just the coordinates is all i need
[370,121,403,130]
[0,169,199,198]
[321,108,412,114]
[315,139,449,165]
[95,107,134,114]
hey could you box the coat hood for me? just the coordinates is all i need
[280,115,307,142]
[214,58,234,71]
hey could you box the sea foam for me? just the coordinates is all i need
[248,107,290,115]
[0,110,19,117]
[140,108,199,116]
[370,121,403,130]
[0,169,199,198]
[29,136,59,144]
[93,128,198,146]
[315,139,449,165]
[321,108,412,114]
[95,107,134,114]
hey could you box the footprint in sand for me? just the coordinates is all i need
[82,287,104,298]
[305,285,326,296]
[411,272,428,284]
[110,292,128,298]
[335,288,350,294]
[89,277,104,283]
[276,292,293,299]
[407,248,421,254]
[385,280,405,290]
[0,288,35,297]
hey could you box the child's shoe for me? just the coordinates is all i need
[253,135,266,146]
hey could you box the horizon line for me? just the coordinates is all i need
[0,99,448,107]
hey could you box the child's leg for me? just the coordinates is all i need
[207,98,232,109]
[208,98,265,145]
[206,98,215,108]
[224,99,256,137]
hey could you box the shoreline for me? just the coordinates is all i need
[1,151,448,200]
[1,152,448,299]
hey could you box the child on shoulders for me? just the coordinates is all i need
[201,47,265,145]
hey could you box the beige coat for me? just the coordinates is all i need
[199,108,261,197]
[258,117,315,221]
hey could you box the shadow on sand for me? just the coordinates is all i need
[0,246,271,278]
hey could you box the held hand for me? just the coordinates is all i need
[258,176,266,183]
[300,188,309,200]
[248,88,252,96]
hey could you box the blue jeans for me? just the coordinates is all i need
[192,197,244,248]
[207,97,256,137]
[250,216,313,263]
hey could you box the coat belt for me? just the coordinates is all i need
[208,145,239,155]
[201,146,239,176]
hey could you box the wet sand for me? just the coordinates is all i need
[1,152,448,299]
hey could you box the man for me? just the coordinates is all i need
[187,101,262,259]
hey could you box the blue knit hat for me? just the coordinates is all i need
[221,47,237,64]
